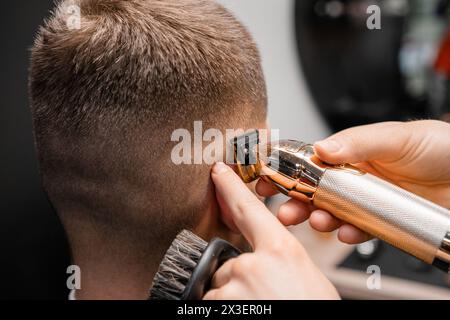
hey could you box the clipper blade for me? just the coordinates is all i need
[232,130,261,183]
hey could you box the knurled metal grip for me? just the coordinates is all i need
[314,169,450,272]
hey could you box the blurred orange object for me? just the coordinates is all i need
[435,31,450,75]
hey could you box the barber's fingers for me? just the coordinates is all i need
[314,122,411,165]
[211,162,291,249]
[309,210,342,232]
[309,209,371,243]
[278,199,311,226]
[203,283,242,300]
[210,258,234,289]
[338,224,372,244]
[203,288,222,300]
[255,179,279,197]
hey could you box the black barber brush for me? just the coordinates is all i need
[149,230,241,300]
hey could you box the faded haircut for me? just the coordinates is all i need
[29,0,267,248]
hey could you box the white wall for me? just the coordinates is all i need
[218,0,330,141]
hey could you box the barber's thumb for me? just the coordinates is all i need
[314,136,355,165]
[313,122,408,165]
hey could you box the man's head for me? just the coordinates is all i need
[29,0,267,253]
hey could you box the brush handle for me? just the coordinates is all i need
[182,238,241,300]
[313,169,450,272]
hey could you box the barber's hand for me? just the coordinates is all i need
[203,162,340,300]
[257,120,450,244]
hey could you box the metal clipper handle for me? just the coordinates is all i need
[314,169,450,272]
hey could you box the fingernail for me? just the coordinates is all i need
[316,139,341,153]
[212,162,229,174]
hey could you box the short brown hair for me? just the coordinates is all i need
[29,0,267,247]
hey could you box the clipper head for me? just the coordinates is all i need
[232,130,262,183]
[232,130,334,202]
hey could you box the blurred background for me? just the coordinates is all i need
[1,0,449,299]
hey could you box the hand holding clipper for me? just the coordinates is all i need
[233,125,450,272]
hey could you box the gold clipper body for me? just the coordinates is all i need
[233,130,450,272]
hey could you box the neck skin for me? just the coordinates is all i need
[68,220,163,300]
[66,196,242,300]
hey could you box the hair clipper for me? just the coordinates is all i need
[233,130,450,272]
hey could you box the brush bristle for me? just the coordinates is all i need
[149,230,208,300]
